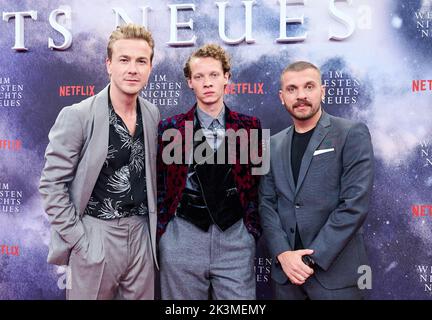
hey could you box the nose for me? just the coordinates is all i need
[296,88,307,100]
[127,61,138,74]
[203,76,213,88]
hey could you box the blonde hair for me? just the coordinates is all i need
[107,23,154,62]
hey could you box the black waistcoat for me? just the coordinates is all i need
[176,120,243,232]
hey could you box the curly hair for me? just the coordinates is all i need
[183,44,231,79]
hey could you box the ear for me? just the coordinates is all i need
[106,58,112,76]
[187,78,193,90]
[223,72,230,85]
[147,62,153,76]
[279,90,285,105]
[320,84,326,100]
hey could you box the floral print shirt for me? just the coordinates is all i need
[84,95,148,220]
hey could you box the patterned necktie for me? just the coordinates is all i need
[209,119,223,151]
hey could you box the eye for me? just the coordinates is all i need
[210,72,218,78]
[194,75,202,80]
[287,87,296,94]
[306,84,314,91]
[120,58,128,63]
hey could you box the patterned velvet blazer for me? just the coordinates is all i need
[157,104,263,241]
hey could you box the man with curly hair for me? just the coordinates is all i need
[157,44,262,299]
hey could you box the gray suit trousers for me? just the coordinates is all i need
[66,214,154,300]
[159,216,256,300]
[273,276,365,300]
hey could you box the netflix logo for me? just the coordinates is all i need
[0,139,21,151]
[0,245,19,257]
[59,85,95,97]
[412,80,432,92]
[412,204,432,217]
[225,83,264,95]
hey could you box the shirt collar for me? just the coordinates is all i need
[196,105,225,129]
[108,86,142,117]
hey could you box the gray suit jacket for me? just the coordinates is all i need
[39,85,160,268]
[259,111,374,289]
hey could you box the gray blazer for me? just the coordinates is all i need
[259,111,374,289]
[39,85,160,268]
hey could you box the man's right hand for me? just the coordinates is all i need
[277,249,314,286]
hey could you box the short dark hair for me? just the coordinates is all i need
[280,61,321,87]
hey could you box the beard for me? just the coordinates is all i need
[286,100,321,121]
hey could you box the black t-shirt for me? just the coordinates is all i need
[291,128,315,186]
[291,127,315,249]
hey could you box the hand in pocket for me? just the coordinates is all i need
[72,233,89,258]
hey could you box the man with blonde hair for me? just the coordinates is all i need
[39,23,159,300]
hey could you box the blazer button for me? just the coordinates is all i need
[295,204,301,209]
[290,228,295,233]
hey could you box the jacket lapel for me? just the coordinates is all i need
[225,105,242,164]
[225,105,239,130]
[168,105,195,194]
[180,105,196,165]
[295,111,331,195]
[282,126,296,196]
[139,98,160,269]
[140,99,156,214]
[79,86,109,213]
